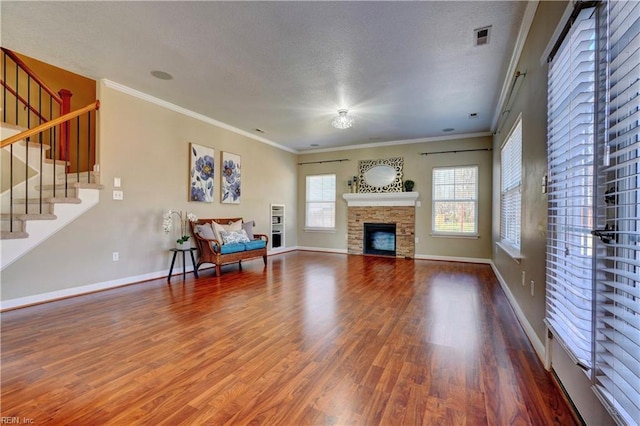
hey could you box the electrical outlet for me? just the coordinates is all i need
[415,237,419,243]
[112,252,119,262]
[522,271,526,286]
[113,190,124,200]
[531,280,535,296]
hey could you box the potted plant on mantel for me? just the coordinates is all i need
[403,180,415,192]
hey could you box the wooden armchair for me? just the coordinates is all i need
[190,218,268,276]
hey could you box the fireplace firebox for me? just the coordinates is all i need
[363,223,396,257]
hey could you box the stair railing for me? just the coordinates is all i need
[1,47,73,164]
[1,101,99,233]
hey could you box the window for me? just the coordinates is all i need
[500,118,522,254]
[305,174,336,230]
[545,6,596,370]
[432,165,478,235]
[593,2,640,424]
[544,2,640,424]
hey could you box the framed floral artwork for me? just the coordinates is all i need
[189,143,214,202]
[221,151,241,204]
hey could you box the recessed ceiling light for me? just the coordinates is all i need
[254,128,266,134]
[150,70,173,80]
[469,112,479,118]
[442,128,455,132]
[310,143,320,147]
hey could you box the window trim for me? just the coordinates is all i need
[499,115,523,259]
[431,165,479,237]
[305,173,336,231]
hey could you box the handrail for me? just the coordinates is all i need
[1,100,100,149]
[1,47,63,105]
[0,79,49,123]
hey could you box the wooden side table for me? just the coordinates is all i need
[168,247,199,281]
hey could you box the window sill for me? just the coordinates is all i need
[496,241,523,263]
[430,233,480,239]
[304,227,336,233]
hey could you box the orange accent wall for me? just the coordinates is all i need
[15,52,97,173]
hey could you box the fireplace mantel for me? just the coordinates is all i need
[342,192,419,207]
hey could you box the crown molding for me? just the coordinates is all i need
[301,131,493,154]
[100,79,298,154]
[491,0,540,133]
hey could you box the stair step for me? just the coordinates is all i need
[14,197,81,205]
[57,171,100,184]
[0,213,56,233]
[45,158,70,167]
[0,213,57,221]
[0,215,25,233]
[35,185,79,198]
[36,182,103,192]
[21,140,52,151]
[0,231,29,240]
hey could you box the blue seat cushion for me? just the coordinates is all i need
[220,243,246,254]
[243,239,267,251]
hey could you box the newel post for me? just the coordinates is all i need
[58,89,72,167]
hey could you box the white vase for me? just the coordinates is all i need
[176,241,190,250]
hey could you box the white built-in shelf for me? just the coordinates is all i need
[270,204,285,249]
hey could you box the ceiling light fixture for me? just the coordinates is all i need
[331,109,354,129]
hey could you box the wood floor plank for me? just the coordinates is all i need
[1,252,579,425]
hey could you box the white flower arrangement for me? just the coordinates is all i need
[163,210,198,244]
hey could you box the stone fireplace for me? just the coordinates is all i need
[343,192,419,258]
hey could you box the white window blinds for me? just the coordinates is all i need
[432,166,478,235]
[305,174,336,229]
[545,8,596,369]
[593,1,640,425]
[500,119,522,251]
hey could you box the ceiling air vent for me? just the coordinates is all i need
[474,26,492,46]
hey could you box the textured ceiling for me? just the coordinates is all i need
[1,1,528,153]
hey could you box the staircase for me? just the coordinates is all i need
[1,124,102,270]
[1,48,102,270]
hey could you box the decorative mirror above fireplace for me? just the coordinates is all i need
[358,157,404,193]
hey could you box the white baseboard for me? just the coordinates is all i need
[490,261,546,363]
[0,265,197,311]
[414,254,492,264]
[268,246,297,255]
[295,246,348,254]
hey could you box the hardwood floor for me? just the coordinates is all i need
[1,252,578,425]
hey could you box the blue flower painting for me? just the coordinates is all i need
[189,143,214,202]
[221,151,241,204]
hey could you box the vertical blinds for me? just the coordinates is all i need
[594,1,640,425]
[500,120,522,250]
[546,9,596,369]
